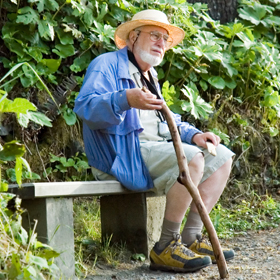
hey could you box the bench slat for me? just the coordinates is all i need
[8,181,132,198]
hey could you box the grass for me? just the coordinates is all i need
[73,197,133,277]
[73,193,280,276]
[210,192,280,238]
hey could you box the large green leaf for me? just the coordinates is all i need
[15,157,23,186]
[24,47,43,61]
[38,19,55,41]
[8,253,21,278]
[96,3,108,22]
[3,39,26,57]
[224,78,237,89]
[217,23,245,39]
[75,160,90,172]
[56,27,74,45]
[39,58,61,73]
[220,53,238,77]
[263,91,279,107]
[2,98,36,114]
[0,141,25,161]
[28,255,49,269]
[208,76,226,89]
[17,111,52,128]
[37,247,60,260]
[109,6,130,22]
[25,266,37,277]
[17,113,30,128]
[27,111,53,127]
[0,182,9,192]
[238,3,274,26]
[91,21,115,45]
[181,85,213,119]
[52,44,75,58]
[83,6,95,26]
[29,0,59,13]
[264,15,280,26]
[16,7,39,25]
[161,81,183,113]
[189,34,223,62]
[71,0,86,16]
[269,127,279,137]
[62,108,77,126]
[70,51,91,73]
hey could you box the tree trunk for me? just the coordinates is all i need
[187,0,238,24]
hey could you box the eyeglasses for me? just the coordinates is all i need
[137,30,173,48]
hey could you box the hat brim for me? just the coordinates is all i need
[114,19,185,50]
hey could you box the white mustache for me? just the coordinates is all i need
[152,48,163,55]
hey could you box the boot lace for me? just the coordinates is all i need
[170,234,195,257]
[196,234,212,248]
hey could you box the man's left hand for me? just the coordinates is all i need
[192,132,220,149]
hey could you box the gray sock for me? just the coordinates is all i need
[181,211,203,245]
[158,218,181,250]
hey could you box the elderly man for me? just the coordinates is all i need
[74,9,234,273]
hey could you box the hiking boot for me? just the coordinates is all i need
[187,234,235,264]
[150,234,211,272]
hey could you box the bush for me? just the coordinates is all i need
[0,193,60,279]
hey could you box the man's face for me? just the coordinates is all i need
[132,26,168,67]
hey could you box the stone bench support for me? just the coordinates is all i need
[8,182,166,279]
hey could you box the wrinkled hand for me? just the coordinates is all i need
[192,132,220,149]
[126,88,163,110]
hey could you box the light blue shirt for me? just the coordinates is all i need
[74,47,201,191]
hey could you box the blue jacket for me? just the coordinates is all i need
[74,47,201,191]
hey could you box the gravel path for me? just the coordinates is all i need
[85,226,280,280]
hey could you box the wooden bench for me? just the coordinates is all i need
[8,181,166,279]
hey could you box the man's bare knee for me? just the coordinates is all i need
[188,152,204,186]
[221,158,233,175]
[189,152,204,171]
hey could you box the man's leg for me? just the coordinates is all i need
[181,157,235,263]
[157,153,204,248]
[150,153,212,272]
[159,153,232,247]
[181,157,233,245]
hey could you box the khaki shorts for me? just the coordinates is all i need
[91,141,235,196]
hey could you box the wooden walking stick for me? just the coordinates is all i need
[142,87,229,279]
[161,102,229,279]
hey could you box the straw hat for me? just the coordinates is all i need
[114,9,185,49]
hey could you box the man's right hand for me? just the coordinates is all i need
[126,88,164,110]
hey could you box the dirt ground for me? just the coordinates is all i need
[85,226,280,280]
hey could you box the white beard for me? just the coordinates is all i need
[135,45,163,67]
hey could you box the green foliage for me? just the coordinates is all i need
[1,1,279,133]
[60,90,79,125]
[181,83,213,119]
[45,153,93,181]
[161,80,183,114]
[6,168,41,183]
[210,193,280,238]
[0,193,60,279]
[0,63,53,186]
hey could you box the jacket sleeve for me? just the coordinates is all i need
[172,112,202,144]
[74,68,131,130]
